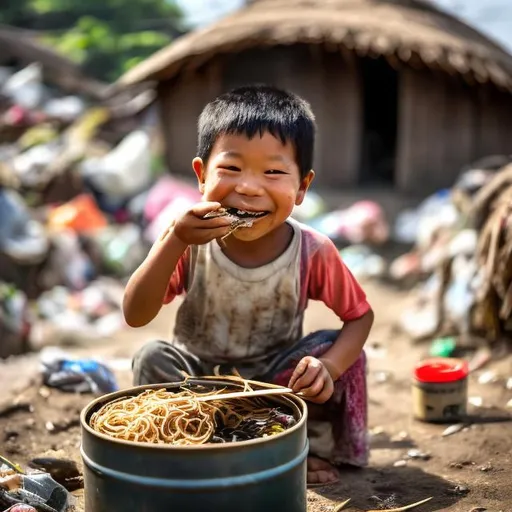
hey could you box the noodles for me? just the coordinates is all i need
[89,386,295,446]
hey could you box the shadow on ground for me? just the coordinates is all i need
[312,465,464,511]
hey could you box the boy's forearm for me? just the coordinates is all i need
[319,309,374,380]
[122,230,188,327]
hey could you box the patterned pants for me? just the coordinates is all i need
[132,330,368,466]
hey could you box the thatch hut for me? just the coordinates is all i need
[116,0,512,195]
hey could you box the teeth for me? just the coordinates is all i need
[227,208,266,218]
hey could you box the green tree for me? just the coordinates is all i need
[0,0,185,81]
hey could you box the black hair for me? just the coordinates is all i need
[197,84,316,179]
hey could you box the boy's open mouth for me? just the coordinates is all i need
[225,207,269,219]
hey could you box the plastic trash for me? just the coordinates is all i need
[48,231,94,290]
[12,143,61,188]
[44,96,85,122]
[40,347,118,394]
[2,63,45,110]
[389,251,422,281]
[143,175,201,224]
[0,66,14,87]
[0,283,29,359]
[399,273,442,339]
[443,255,477,334]
[18,124,59,151]
[5,505,38,511]
[80,130,152,202]
[292,190,326,222]
[145,195,198,243]
[94,223,146,276]
[47,194,108,233]
[339,245,386,280]
[394,189,459,246]
[0,455,70,512]
[0,188,50,264]
[430,336,457,358]
[310,201,389,245]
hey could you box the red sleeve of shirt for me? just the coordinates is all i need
[162,247,190,304]
[306,230,371,321]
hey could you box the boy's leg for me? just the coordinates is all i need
[132,340,204,385]
[261,330,368,484]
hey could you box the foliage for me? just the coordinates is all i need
[0,0,185,82]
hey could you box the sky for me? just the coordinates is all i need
[175,0,512,52]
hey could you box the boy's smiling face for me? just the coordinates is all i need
[193,131,314,242]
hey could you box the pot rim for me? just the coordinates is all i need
[80,377,308,451]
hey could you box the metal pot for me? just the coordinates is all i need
[80,378,308,512]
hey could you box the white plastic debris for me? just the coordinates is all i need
[478,371,498,385]
[12,143,61,188]
[0,66,14,87]
[44,95,85,121]
[442,423,466,437]
[468,396,483,407]
[3,63,44,109]
[80,130,151,201]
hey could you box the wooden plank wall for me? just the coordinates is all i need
[477,86,512,158]
[159,45,362,188]
[398,68,512,195]
[158,60,223,177]
[397,68,476,194]
[159,49,512,194]
[222,45,362,188]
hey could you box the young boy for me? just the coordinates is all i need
[123,85,374,485]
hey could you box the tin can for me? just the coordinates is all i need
[412,358,469,422]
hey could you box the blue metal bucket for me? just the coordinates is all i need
[80,378,308,512]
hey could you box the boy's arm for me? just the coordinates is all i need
[319,309,374,380]
[122,201,232,327]
[122,229,187,327]
[288,231,373,402]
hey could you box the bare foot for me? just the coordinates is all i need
[307,456,339,486]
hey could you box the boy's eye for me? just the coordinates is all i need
[265,169,286,175]
[223,166,241,172]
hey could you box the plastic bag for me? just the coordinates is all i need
[0,455,70,512]
[47,194,108,233]
[2,63,44,110]
[0,189,49,264]
[80,130,151,202]
[40,347,118,394]
[143,176,201,224]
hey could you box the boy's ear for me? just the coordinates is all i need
[295,170,315,206]
[192,157,206,193]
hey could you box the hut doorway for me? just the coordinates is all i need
[359,56,398,186]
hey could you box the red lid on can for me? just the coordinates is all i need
[414,358,469,383]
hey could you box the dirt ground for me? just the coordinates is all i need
[1,281,511,512]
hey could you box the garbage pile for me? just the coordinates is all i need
[293,194,390,281]
[0,454,75,512]
[393,156,512,344]
[0,62,201,359]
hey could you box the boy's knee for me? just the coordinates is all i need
[133,340,167,370]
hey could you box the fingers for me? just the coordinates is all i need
[309,376,334,404]
[289,356,322,391]
[189,201,223,217]
[193,215,233,229]
[289,357,335,404]
[299,373,325,397]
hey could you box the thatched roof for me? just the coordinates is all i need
[0,25,107,99]
[117,0,512,91]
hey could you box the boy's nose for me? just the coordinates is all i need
[234,177,263,196]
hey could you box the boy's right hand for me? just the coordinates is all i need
[169,202,233,246]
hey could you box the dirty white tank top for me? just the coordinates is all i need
[172,221,303,364]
